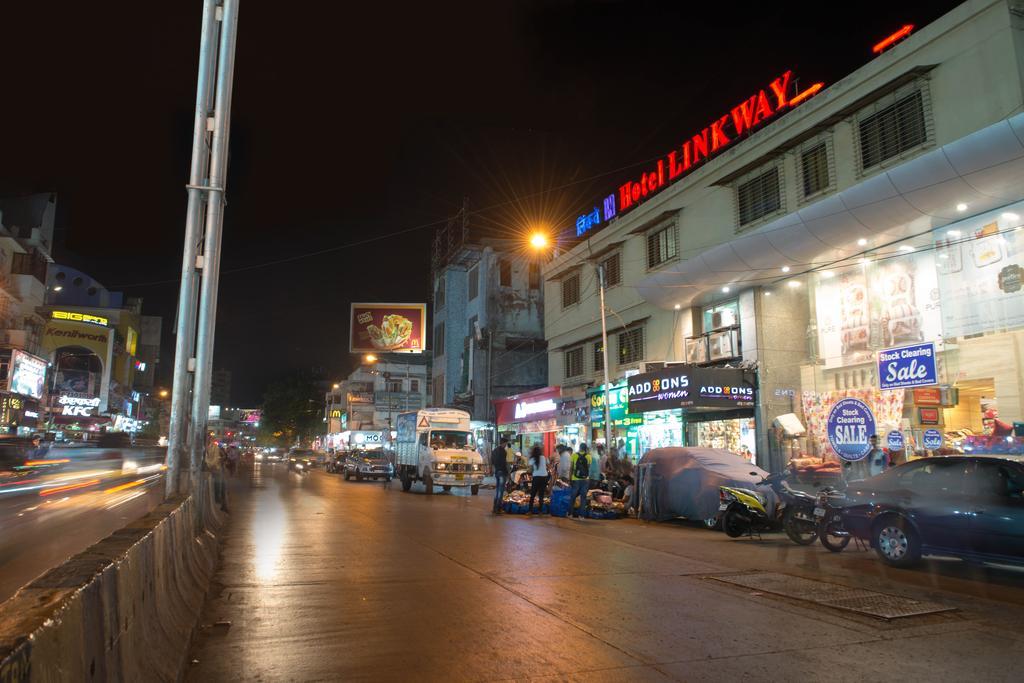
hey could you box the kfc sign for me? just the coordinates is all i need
[58,393,101,417]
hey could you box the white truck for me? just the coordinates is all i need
[394,408,484,495]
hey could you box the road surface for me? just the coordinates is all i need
[0,454,166,603]
[188,463,1024,681]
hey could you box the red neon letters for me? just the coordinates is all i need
[618,71,823,214]
[872,24,914,54]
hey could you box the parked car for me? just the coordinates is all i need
[839,455,1024,567]
[636,447,776,526]
[342,449,393,481]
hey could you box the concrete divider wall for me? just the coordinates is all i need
[0,487,223,682]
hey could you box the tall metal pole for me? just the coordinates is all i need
[165,0,221,498]
[189,0,241,499]
[597,263,612,452]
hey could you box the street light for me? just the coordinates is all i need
[332,383,340,389]
[530,234,613,453]
[363,354,378,364]
[159,389,169,398]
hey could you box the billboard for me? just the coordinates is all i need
[9,349,47,400]
[349,303,426,354]
[627,365,756,413]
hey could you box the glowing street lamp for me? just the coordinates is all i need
[159,389,169,398]
[529,233,549,250]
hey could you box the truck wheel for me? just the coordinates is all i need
[424,473,434,495]
[400,474,412,492]
[356,473,363,482]
[443,485,452,492]
[471,485,479,496]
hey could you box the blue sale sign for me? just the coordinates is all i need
[827,398,876,462]
[923,429,943,450]
[877,342,938,390]
[887,430,904,450]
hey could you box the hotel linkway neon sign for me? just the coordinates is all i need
[575,71,824,237]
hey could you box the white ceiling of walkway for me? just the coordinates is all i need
[636,112,1024,309]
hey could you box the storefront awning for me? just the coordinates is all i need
[637,112,1024,308]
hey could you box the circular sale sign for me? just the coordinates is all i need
[923,429,943,450]
[827,398,876,462]
[887,431,904,451]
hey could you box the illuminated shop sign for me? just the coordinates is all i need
[574,71,823,237]
[51,310,109,326]
[58,394,101,417]
[514,398,558,419]
[627,365,756,413]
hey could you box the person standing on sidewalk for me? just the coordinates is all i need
[204,435,228,513]
[569,443,591,519]
[556,444,571,481]
[526,445,548,515]
[491,438,510,514]
[589,443,603,490]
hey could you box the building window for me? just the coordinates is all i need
[435,276,445,308]
[499,259,512,287]
[737,166,781,227]
[858,89,927,171]
[409,379,419,393]
[618,327,644,365]
[646,224,677,269]
[385,379,402,393]
[565,347,584,378]
[593,341,604,372]
[433,322,445,356]
[562,272,580,308]
[528,262,541,290]
[468,265,479,301]
[800,142,830,199]
[601,252,621,288]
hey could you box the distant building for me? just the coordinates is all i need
[210,368,231,407]
[0,193,56,434]
[429,215,547,422]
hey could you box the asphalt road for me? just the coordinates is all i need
[188,464,1024,682]
[0,466,165,603]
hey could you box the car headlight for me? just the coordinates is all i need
[472,463,480,471]
[255,454,263,460]
[122,459,139,472]
[295,463,304,470]
[435,463,447,471]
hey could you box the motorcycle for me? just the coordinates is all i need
[718,470,819,545]
[815,486,851,552]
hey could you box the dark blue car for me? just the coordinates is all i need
[841,455,1024,568]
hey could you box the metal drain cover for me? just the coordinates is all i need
[711,572,956,620]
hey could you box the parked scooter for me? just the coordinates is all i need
[815,486,851,552]
[718,470,819,545]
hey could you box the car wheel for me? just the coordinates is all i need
[400,474,412,492]
[703,517,720,531]
[470,485,479,496]
[423,473,434,495]
[874,517,922,567]
[443,485,452,492]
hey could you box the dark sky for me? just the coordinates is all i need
[2,0,960,404]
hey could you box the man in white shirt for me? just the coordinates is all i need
[557,444,571,480]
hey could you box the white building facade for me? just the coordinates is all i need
[545,0,1024,470]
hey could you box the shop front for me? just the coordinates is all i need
[587,382,643,460]
[626,365,758,459]
[493,386,564,456]
[789,199,1024,465]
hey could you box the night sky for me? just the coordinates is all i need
[2,0,960,404]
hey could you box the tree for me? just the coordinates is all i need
[260,373,321,446]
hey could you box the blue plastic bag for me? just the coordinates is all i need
[549,488,571,517]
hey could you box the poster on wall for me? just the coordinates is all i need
[815,251,942,369]
[934,204,1024,338]
[826,397,876,462]
[877,341,938,390]
[349,303,426,354]
[8,349,47,400]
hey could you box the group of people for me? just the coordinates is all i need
[489,439,636,517]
